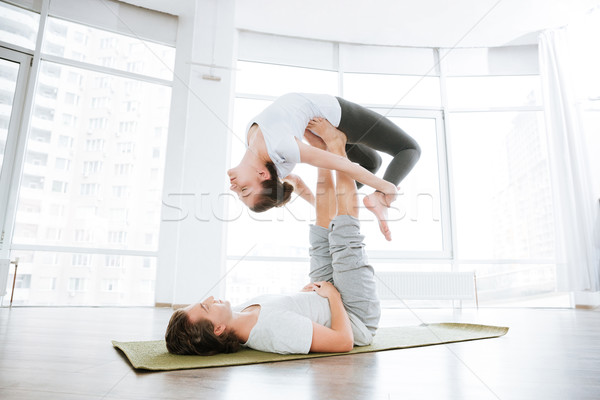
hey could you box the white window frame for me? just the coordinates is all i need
[231,32,454,263]
[0,0,174,266]
[0,47,32,254]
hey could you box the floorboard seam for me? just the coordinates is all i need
[101,370,131,399]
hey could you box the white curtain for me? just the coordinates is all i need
[538,9,600,293]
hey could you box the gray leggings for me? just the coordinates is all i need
[308,215,380,345]
[336,97,421,188]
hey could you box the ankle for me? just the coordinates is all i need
[329,142,347,157]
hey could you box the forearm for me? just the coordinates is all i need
[294,180,315,206]
[298,139,396,195]
[285,174,315,206]
[309,281,354,352]
[327,294,353,342]
[344,160,396,194]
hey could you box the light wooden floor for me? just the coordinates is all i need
[0,306,599,400]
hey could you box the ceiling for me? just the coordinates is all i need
[123,0,600,48]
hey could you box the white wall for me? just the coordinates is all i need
[155,0,236,306]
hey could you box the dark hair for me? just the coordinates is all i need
[250,162,294,213]
[165,309,241,355]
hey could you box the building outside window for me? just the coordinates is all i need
[0,0,176,306]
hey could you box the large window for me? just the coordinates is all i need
[449,111,552,260]
[14,62,170,252]
[448,111,557,303]
[445,52,560,305]
[228,34,561,307]
[1,0,176,306]
[228,37,453,305]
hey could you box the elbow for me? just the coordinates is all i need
[339,341,354,353]
[339,335,354,352]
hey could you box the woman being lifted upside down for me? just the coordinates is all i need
[227,93,421,241]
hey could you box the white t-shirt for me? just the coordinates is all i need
[246,93,342,178]
[234,292,373,355]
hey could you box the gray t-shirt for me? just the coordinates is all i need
[235,292,330,354]
[234,292,373,355]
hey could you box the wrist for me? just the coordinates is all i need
[327,292,342,301]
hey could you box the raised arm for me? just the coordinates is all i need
[296,138,397,201]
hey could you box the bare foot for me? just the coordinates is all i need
[303,129,327,150]
[307,117,347,150]
[363,191,393,241]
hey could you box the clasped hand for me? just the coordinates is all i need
[301,281,341,299]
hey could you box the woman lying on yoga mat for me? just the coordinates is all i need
[166,132,380,355]
[227,92,421,241]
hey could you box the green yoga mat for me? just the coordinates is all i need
[113,323,508,371]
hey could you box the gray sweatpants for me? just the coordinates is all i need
[308,215,381,345]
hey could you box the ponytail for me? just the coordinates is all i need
[250,163,294,213]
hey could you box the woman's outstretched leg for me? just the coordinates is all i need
[326,138,381,340]
[308,138,338,283]
[307,117,395,241]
